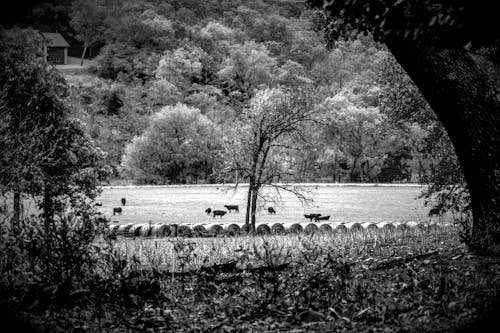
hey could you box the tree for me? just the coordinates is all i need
[310,0,500,254]
[120,103,223,184]
[221,87,316,231]
[70,0,107,66]
[0,28,110,226]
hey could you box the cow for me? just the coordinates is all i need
[213,210,227,218]
[224,205,239,213]
[268,207,276,214]
[121,198,126,206]
[304,213,321,222]
[95,201,103,206]
[205,208,212,215]
[314,215,330,222]
[113,207,123,215]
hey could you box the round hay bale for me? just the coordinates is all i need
[396,223,410,231]
[256,223,271,235]
[177,224,192,237]
[304,223,319,235]
[285,223,303,234]
[224,223,241,236]
[382,223,396,231]
[349,222,363,232]
[192,224,207,237]
[334,224,348,233]
[366,223,378,231]
[208,224,224,236]
[405,221,419,228]
[109,224,120,234]
[139,224,152,237]
[270,223,285,234]
[128,224,143,237]
[152,224,171,237]
[318,223,333,234]
[117,223,133,236]
[239,224,252,235]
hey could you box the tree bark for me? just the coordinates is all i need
[13,191,21,228]
[245,182,253,227]
[250,185,258,231]
[80,42,88,67]
[387,39,500,254]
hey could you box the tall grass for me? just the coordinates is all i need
[114,225,460,273]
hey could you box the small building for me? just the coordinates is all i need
[41,32,70,65]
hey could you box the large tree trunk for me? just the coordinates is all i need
[387,39,500,254]
[250,185,259,231]
[245,183,253,227]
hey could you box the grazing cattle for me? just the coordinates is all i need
[314,215,330,222]
[95,201,103,206]
[224,205,239,213]
[304,213,321,222]
[121,198,126,206]
[213,210,227,218]
[205,208,212,215]
[113,207,122,215]
[268,207,276,214]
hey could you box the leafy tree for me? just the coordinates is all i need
[221,87,316,230]
[120,103,223,184]
[0,28,110,225]
[311,0,500,254]
[70,0,108,66]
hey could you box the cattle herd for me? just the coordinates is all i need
[99,197,434,238]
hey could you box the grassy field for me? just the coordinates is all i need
[94,183,444,226]
[27,224,499,332]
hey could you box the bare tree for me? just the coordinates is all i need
[221,86,318,231]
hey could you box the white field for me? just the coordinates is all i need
[93,183,444,226]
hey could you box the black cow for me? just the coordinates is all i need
[268,207,276,214]
[213,210,227,218]
[304,213,321,222]
[113,207,123,215]
[205,208,212,215]
[314,215,330,222]
[121,198,126,206]
[224,205,239,213]
[95,201,103,206]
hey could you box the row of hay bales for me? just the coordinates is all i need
[109,221,436,238]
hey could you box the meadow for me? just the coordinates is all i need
[96,183,443,226]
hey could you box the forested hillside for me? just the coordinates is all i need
[14,0,458,188]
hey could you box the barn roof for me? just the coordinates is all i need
[41,32,70,48]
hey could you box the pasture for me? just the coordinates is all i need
[97,183,444,226]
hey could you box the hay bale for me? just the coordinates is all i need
[366,223,378,231]
[396,223,410,231]
[117,223,133,236]
[270,223,285,234]
[177,224,192,237]
[304,223,319,235]
[318,223,333,233]
[139,224,152,237]
[256,223,271,235]
[224,223,241,236]
[334,224,348,233]
[349,222,363,232]
[151,224,171,237]
[128,224,142,237]
[286,223,303,234]
[239,224,251,235]
[109,224,120,235]
[382,222,396,231]
[192,224,207,237]
[208,224,224,236]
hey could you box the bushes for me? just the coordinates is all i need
[0,211,126,310]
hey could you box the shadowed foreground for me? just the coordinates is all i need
[3,226,499,332]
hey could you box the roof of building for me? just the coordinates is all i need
[41,32,70,48]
